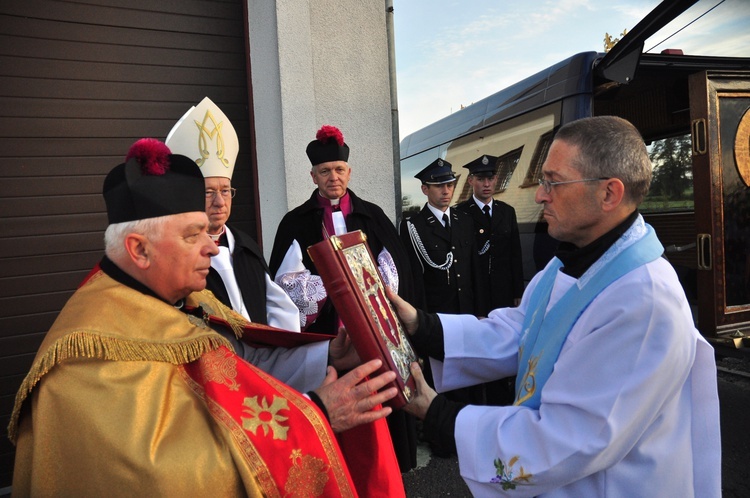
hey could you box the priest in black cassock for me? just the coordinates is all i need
[269,124,419,473]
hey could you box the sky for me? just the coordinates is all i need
[392,0,750,141]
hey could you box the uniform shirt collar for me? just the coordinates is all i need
[473,195,491,214]
[427,203,450,222]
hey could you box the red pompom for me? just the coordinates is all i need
[316,125,345,146]
[125,138,171,175]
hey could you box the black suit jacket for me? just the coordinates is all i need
[399,205,479,315]
[269,189,419,333]
[456,197,524,315]
[205,224,270,324]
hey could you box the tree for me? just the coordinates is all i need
[401,195,420,218]
[648,135,692,201]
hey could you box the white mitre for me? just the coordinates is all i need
[165,96,239,179]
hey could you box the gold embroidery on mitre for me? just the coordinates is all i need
[284,449,330,497]
[201,347,241,391]
[194,110,229,168]
[242,395,290,440]
[514,355,539,406]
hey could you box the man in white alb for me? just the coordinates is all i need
[391,115,721,497]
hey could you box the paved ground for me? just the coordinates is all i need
[402,354,750,497]
[715,355,750,498]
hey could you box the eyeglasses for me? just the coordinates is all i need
[205,188,236,200]
[537,177,609,194]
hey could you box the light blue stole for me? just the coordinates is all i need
[514,221,664,409]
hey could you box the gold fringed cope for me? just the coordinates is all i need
[189,288,250,339]
[7,330,231,444]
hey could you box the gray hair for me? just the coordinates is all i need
[104,216,169,262]
[554,116,652,204]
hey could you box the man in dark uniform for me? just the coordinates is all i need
[456,154,524,405]
[456,154,524,312]
[269,124,419,474]
[399,159,484,424]
[399,158,480,315]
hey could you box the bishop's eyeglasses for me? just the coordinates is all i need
[205,188,237,200]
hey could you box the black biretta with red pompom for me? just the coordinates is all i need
[103,138,206,224]
[306,125,350,166]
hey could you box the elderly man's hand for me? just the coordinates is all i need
[402,362,437,420]
[313,359,397,433]
[385,287,418,335]
[328,326,361,371]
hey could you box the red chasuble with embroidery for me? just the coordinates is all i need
[184,346,356,496]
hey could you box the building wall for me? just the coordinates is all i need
[249,0,398,257]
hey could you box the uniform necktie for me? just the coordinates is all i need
[481,205,492,270]
[442,213,450,228]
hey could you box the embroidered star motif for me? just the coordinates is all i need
[241,395,290,440]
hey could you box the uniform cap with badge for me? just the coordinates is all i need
[462,154,498,178]
[414,158,457,185]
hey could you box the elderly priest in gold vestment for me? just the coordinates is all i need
[7,138,398,497]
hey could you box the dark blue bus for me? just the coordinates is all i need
[399,0,750,343]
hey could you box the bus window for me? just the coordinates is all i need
[642,134,694,213]
[400,103,563,284]
[639,133,697,307]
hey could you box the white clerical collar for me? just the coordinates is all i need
[209,225,226,244]
[317,191,341,206]
[427,203,450,225]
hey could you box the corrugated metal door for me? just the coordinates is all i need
[0,0,256,486]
